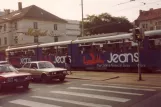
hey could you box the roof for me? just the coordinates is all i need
[0,5,67,24]
[136,8,161,21]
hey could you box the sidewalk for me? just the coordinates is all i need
[66,71,161,87]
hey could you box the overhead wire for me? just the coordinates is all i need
[115,0,161,12]
[0,0,161,34]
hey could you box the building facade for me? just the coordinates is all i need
[0,2,69,48]
[66,19,80,40]
[135,8,161,31]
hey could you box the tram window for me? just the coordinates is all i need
[149,40,156,49]
[57,45,67,55]
[42,46,57,56]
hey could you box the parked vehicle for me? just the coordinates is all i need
[0,61,32,91]
[19,61,67,82]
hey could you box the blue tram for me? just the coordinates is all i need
[5,30,161,72]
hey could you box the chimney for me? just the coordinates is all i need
[18,2,22,10]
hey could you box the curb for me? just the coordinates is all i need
[66,76,120,81]
[102,76,120,81]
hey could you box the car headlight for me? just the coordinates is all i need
[63,71,67,74]
[49,72,56,75]
[25,76,32,80]
[7,77,14,82]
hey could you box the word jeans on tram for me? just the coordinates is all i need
[54,56,71,64]
[107,53,138,63]
[20,58,31,64]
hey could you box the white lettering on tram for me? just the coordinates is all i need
[107,53,138,63]
[20,58,31,64]
[53,56,71,64]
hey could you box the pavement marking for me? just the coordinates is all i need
[83,84,156,91]
[50,91,130,102]
[32,96,112,107]
[105,83,161,89]
[10,99,61,107]
[68,87,143,96]
[32,88,41,91]
[0,94,13,99]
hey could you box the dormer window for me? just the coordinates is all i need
[4,24,6,31]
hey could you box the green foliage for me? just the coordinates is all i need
[80,13,133,35]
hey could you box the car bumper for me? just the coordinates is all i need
[1,80,30,88]
[47,74,66,79]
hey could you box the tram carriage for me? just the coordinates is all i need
[5,30,161,72]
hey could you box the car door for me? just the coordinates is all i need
[30,63,40,78]
[19,63,31,73]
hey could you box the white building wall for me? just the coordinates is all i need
[0,19,67,47]
[66,19,80,40]
[0,19,81,48]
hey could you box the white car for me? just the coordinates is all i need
[19,61,67,82]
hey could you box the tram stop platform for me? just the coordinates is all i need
[66,71,161,87]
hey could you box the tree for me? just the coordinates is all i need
[81,13,133,36]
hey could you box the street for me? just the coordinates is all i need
[0,78,161,107]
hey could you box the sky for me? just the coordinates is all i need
[0,0,161,22]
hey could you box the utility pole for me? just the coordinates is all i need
[81,0,84,37]
[132,27,144,81]
[137,41,142,80]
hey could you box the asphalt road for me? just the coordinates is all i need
[0,79,161,107]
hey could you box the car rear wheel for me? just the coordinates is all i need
[59,76,65,82]
[23,82,29,89]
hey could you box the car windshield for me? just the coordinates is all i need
[38,62,55,69]
[0,64,17,73]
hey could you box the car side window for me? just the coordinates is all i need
[30,63,38,69]
[23,63,30,68]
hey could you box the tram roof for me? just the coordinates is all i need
[73,33,132,44]
[144,30,161,37]
[39,40,72,48]
[6,45,38,51]
[73,30,161,44]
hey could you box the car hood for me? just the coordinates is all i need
[0,72,31,78]
[38,68,67,72]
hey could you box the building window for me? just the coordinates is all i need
[150,27,154,30]
[142,24,145,28]
[155,22,158,26]
[146,24,148,28]
[4,24,6,31]
[14,36,18,44]
[54,24,58,30]
[4,37,7,45]
[54,36,58,42]
[34,36,38,43]
[33,22,38,29]
[14,22,17,30]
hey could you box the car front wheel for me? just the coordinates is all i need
[41,74,49,83]
[59,76,65,82]
[23,82,29,89]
